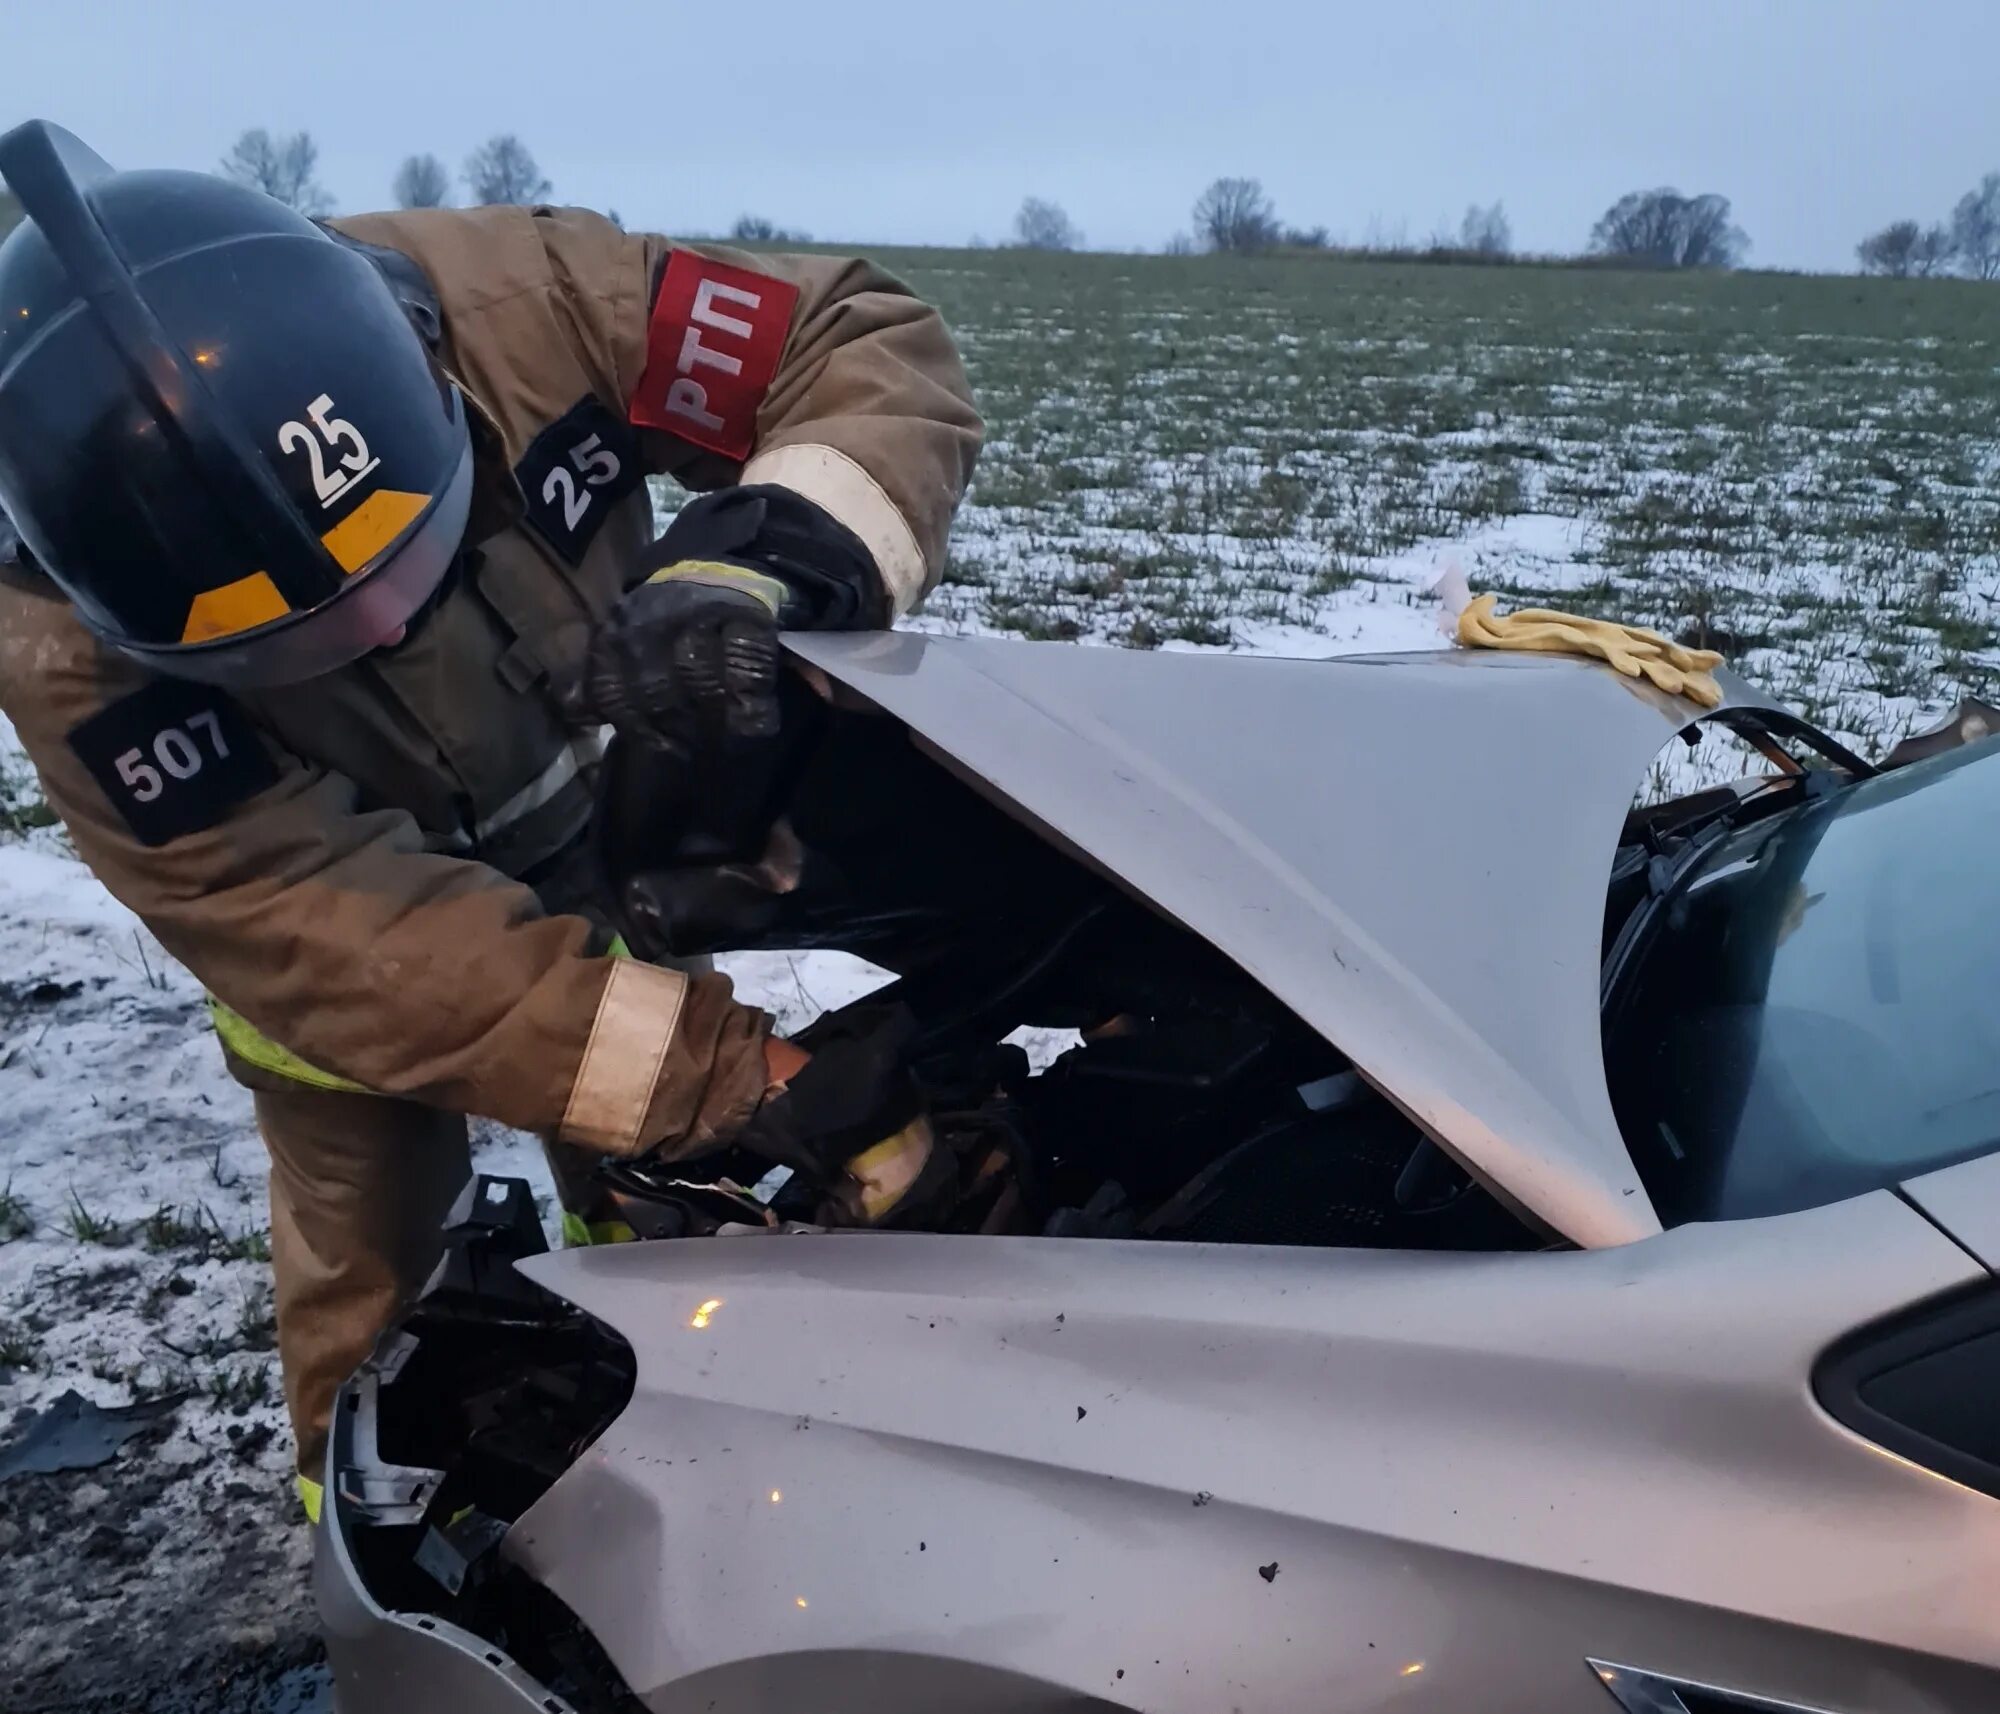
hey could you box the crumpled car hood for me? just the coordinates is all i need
[788,633,1774,1247]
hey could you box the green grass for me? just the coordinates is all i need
[142,1203,215,1254]
[826,248,2000,756]
[65,1191,123,1246]
[0,1181,32,1243]
[225,1224,272,1264]
[139,1202,271,1263]
[205,1362,273,1411]
[235,1284,276,1350]
[0,744,55,838]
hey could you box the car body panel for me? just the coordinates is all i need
[1904,1152,2000,1272]
[504,1191,1998,1712]
[316,1396,580,1714]
[786,633,1776,1247]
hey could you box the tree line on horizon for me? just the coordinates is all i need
[1002,179,1733,269]
[1013,175,1998,279]
[1,133,1993,283]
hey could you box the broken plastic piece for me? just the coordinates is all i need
[414,1507,510,1597]
[0,1389,180,1483]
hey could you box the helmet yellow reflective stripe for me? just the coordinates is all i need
[181,572,290,644]
[321,489,431,575]
[177,489,435,644]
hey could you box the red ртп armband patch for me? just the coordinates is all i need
[629,252,800,462]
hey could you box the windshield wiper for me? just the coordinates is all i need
[1599,771,1835,1007]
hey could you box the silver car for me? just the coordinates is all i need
[318,634,2000,1714]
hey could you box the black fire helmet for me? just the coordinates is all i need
[0,121,472,686]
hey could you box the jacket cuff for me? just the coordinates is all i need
[560,960,690,1156]
[739,443,928,617]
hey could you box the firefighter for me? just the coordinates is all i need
[0,122,981,1504]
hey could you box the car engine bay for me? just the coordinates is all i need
[588,685,1545,1257]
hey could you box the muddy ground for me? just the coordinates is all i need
[1,1386,326,1713]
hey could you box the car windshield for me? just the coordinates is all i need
[1606,737,2000,1226]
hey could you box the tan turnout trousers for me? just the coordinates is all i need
[230,1056,473,1482]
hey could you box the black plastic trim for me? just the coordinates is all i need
[1813,1279,2000,1502]
[1590,1658,1838,1712]
[1702,705,1877,779]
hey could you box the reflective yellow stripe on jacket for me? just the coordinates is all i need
[560,1211,638,1247]
[209,999,371,1095]
[218,940,641,1253]
[208,939,634,1097]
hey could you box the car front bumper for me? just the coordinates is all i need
[315,1360,575,1714]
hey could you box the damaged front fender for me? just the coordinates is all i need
[316,1471,574,1714]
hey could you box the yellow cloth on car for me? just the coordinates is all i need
[1455,592,1725,709]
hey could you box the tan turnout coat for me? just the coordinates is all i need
[0,206,981,1158]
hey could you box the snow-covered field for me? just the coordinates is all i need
[910,249,1999,763]
[3,249,1994,1710]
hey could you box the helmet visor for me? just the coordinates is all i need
[119,436,475,689]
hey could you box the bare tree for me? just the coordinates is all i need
[1363,214,1411,252]
[1193,177,1280,253]
[1459,201,1512,257]
[1950,173,2000,281]
[1163,231,1195,256]
[1858,209,1961,279]
[464,136,552,207]
[1913,224,1958,277]
[731,214,810,243]
[1858,219,1922,276]
[1590,188,1747,269]
[1669,194,1747,268]
[219,129,333,216]
[1012,196,1081,251]
[1590,189,1681,264]
[1283,225,1330,249]
[392,153,451,210]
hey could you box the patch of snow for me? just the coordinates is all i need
[1155,600,1444,660]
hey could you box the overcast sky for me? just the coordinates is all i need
[8,0,1997,269]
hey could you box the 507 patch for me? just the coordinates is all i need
[516,397,643,564]
[67,681,278,847]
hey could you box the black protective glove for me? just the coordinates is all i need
[737,1004,962,1228]
[739,1005,923,1179]
[570,485,884,761]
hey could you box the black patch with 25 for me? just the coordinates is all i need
[516,396,644,565]
[67,680,278,847]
